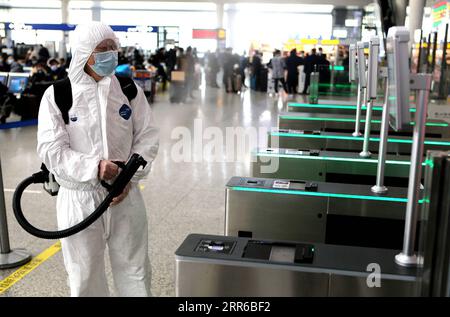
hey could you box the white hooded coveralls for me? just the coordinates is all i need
[37,22,159,297]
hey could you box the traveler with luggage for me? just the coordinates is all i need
[250,50,263,91]
[239,53,249,89]
[206,50,220,88]
[302,48,320,94]
[285,49,304,96]
[169,47,187,103]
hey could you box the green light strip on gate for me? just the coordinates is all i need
[270,132,450,146]
[280,115,355,122]
[288,103,417,113]
[329,65,345,71]
[255,152,422,166]
[279,116,448,127]
[289,104,361,110]
[231,186,426,203]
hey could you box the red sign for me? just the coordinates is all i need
[192,29,218,39]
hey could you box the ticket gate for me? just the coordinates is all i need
[278,112,449,139]
[175,28,448,298]
[268,129,450,154]
[176,151,450,297]
[175,234,417,297]
[225,177,415,250]
[251,148,414,186]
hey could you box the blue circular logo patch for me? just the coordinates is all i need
[119,104,132,120]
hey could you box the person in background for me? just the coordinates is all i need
[0,78,11,124]
[229,52,241,93]
[149,48,168,92]
[239,52,249,88]
[317,53,331,89]
[27,62,52,100]
[192,47,201,90]
[318,47,323,57]
[302,48,320,94]
[222,47,234,93]
[48,58,67,81]
[59,58,67,71]
[250,50,263,91]
[342,48,350,68]
[166,47,177,81]
[30,63,50,82]
[185,46,196,99]
[174,47,189,101]
[269,49,287,95]
[0,53,10,72]
[285,49,303,96]
[6,55,23,73]
[132,48,145,69]
[206,49,220,88]
[38,44,50,64]
[118,49,128,65]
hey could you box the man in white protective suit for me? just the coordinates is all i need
[37,22,159,297]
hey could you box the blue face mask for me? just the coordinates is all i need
[90,51,118,77]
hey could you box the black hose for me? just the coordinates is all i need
[13,153,147,239]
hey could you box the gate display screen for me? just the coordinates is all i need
[386,27,411,131]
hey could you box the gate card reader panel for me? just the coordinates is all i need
[243,241,314,264]
[386,27,411,131]
[227,176,412,209]
[176,234,417,296]
[178,234,416,276]
[195,239,235,254]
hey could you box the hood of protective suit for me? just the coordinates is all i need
[68,22,119,84]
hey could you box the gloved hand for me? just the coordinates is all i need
[110,182,131,206]
[98,160,120,180]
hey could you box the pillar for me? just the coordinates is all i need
[92,0,101,22]
[59,0,69,59]
[408,0,426,49]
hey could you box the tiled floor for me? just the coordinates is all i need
[1,85,449,297]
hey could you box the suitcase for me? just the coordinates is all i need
[259,68,268,92]
[169,81,186,103]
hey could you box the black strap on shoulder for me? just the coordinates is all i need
[53,77,72,125]
[53,75,137,125]
[115,75,138,102]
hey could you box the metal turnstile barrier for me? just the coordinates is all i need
[175,234,417,297]
[251,148,414,187]
[268,129,450,155]
[225,177,415,250]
